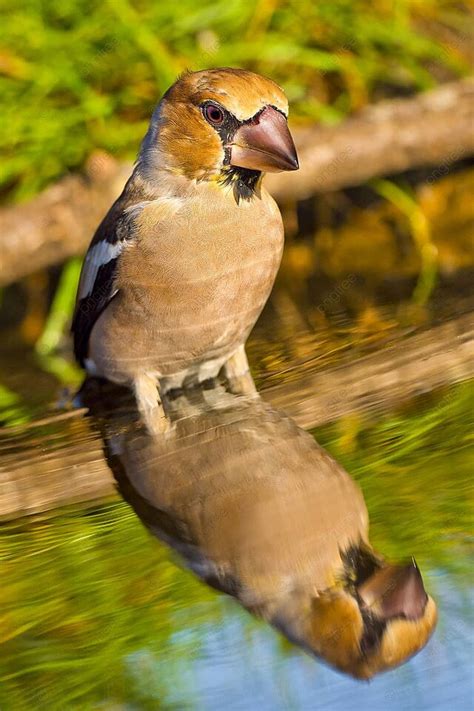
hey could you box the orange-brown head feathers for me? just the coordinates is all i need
[138,68,298,191]
[307,556,437,679]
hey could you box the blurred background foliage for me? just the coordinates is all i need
[0,0,472,201]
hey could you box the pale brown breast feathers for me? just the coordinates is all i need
[89,183,283,379]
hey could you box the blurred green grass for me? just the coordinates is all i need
[314,381,474,575]
[0,501,219,710]
[1,0,472,201]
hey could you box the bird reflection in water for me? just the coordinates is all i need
[82,380,437,680]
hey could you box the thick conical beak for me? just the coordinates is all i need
[229,106,299,173]
[358,560,428,621]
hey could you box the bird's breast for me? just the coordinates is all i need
[143,188,282,280]
[129,190,283,323]
[94,186,284,377]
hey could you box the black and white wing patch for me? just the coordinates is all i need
[72,203,144,366]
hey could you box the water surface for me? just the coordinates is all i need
[0,367,472,710]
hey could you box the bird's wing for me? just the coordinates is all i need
[72,201,148,365]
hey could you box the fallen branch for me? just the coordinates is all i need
[0,156,131,287]
[0,313,472,519]
[0,79,473,287]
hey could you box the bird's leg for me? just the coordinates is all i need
[134,373,170,435]
[222,345,258,396]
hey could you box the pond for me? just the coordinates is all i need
[0,314,472,710]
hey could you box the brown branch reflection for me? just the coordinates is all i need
[82,380,437,680]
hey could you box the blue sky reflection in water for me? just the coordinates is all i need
[159,577,472,711]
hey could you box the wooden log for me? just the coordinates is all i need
[0,79,473,287]
[0,155,131,287]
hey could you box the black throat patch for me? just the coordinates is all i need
[219,166,262,204]
[341,543,383,589]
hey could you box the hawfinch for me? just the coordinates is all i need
[72,68,298,433]
[83,381,437,679]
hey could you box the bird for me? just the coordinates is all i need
[72,68,299,433]
[82,380,437,679]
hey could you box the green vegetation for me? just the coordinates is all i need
[0,381,472,708]
[0,502,220,710]
[371,178,437,306]
[314,380,474,575]
[1,0,471,201]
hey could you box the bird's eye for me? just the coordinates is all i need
[203,104,225,125]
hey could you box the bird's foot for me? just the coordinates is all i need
[227,371,258,397]
[134,374,171,436]
[143,409,172,436]
[222,346,258,397]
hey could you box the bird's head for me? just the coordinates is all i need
[306,546,437,679]
[139,68,298,197]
